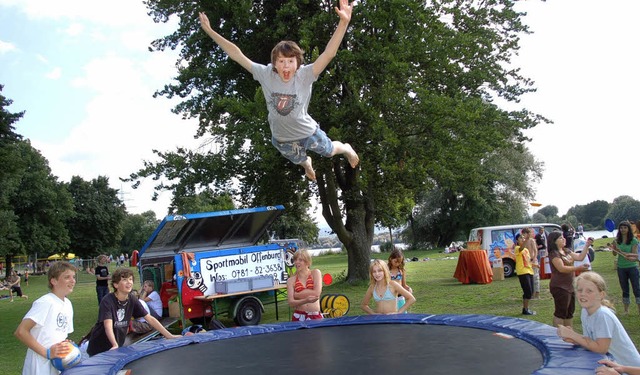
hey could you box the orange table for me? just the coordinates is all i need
[453,250,493,284]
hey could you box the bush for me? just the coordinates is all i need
[379,241,394,253]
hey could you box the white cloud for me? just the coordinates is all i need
[0,39,16,53]
[64,22,84,37]
[44,67,61,79]
[2,0,154,26]
[31,47,201,218]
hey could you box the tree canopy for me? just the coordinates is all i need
[1,86,74,274]
[132,0,547,281]
[66,176,126,259]
[607,196,640,227]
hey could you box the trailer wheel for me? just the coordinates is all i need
[234,298,262,326]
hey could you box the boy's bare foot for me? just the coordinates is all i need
[301,157,316,181]
[305,169,316,181]
[344,143,359,168]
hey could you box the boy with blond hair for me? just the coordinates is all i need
[15,262,77,374]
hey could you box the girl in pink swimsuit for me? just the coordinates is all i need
[287,250,323,321]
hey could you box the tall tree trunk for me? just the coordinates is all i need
[317,165,375,282]
[5,254,13,278]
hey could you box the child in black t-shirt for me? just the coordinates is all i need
[86,268,180,356]
[87,255,110,305]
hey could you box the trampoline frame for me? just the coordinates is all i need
[64,314,602,375]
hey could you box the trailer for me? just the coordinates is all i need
[137,205,299,328]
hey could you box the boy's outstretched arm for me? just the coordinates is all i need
[313,0,353,76]
[199,12,254,72]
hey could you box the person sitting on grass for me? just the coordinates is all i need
[86,268,180,357]
[14,262,77,375]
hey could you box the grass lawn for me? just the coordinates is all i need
[1,241,637,374]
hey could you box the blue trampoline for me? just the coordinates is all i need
[64,314,602,375]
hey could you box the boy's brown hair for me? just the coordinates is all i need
[47,262,76,290]
[270,41,304,71]
[111,268,135,291]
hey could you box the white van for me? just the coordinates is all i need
[468,223,562,278]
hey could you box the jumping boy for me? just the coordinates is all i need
[198,0,360,181]
[86,268,180,356]
[15,262,77,375]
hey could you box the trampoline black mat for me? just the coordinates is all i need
[124,324,542,374]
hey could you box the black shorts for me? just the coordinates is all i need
[11,286,23,297]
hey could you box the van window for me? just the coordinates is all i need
[490,229,515,253]
[469,229,482,243]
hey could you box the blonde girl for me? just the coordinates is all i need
[361,259,415,315]
[558,271,640,369]
[286,250,323,321]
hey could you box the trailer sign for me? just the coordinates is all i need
[200,249,286,295]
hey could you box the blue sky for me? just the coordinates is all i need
[0,0,638,223]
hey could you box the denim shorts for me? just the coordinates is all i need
[272,127,334,165]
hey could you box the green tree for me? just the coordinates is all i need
[531,212,547,223]
[66,176,126,259]
[0,87,73,273]
[270,193,319,245]
[11,141,73,258]
[134,0,546,281]
[171,189,235,214]
[120,211,159,253]
[407,143,542,246]
[567,200,609,229]
[538,205,559,219]
[607,196,640,226]
[0,86,24,276]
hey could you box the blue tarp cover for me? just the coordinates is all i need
[63,314,603,375]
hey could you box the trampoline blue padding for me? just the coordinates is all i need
[63,314,603,375]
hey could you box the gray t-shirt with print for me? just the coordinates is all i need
[252,62,318,142]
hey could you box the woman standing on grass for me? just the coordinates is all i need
[547,231,590,327]
[610,221,640,315]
